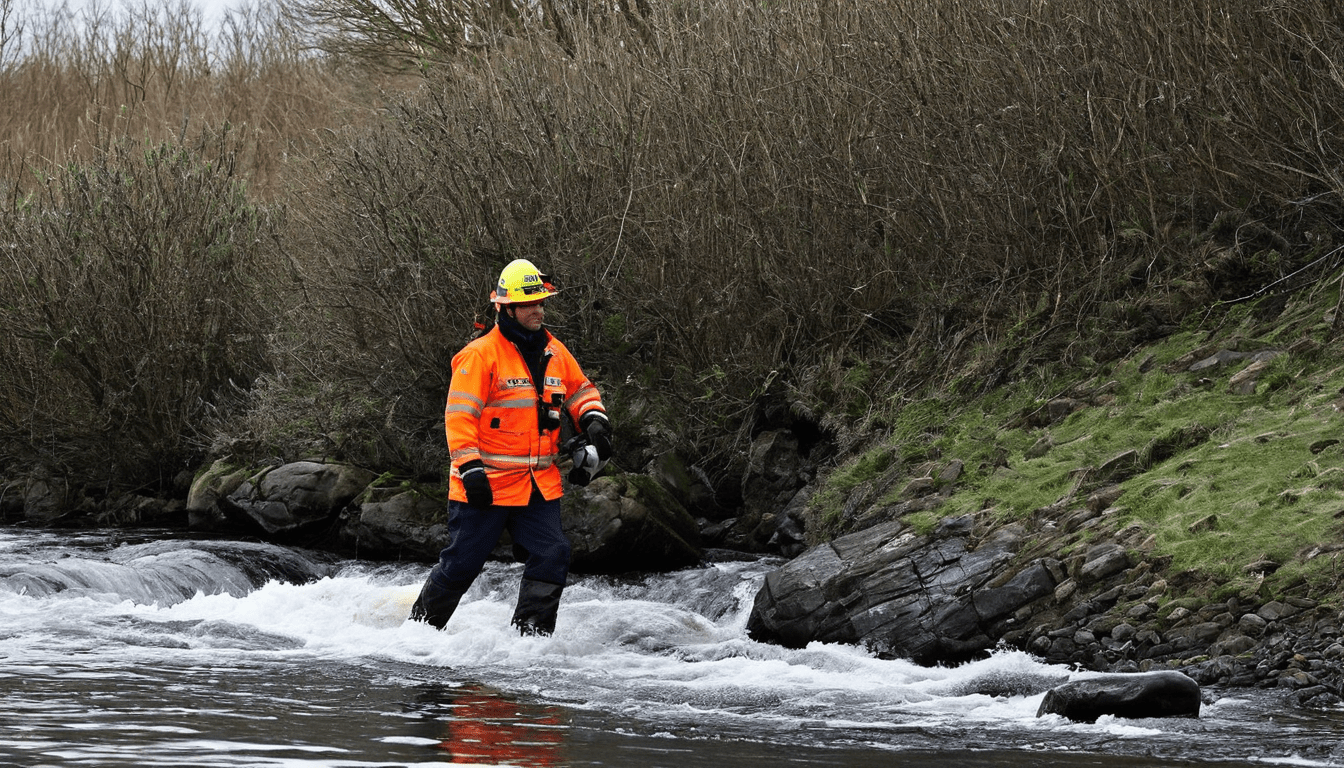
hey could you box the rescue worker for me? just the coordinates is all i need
[410,259,611,636]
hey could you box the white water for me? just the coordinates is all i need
[2,528,1343,767]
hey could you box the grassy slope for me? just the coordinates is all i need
[808,287,1344,607]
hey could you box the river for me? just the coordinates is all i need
[2,526,1342,768]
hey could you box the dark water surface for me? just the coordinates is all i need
[2,528,1342,767]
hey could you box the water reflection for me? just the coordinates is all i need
[412,681,566,766]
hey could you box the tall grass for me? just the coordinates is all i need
[287,0,1344,482]
[3,0,1343,503]
[0,135,276,488]
[0,0,365,195]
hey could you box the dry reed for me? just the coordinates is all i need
[4,0,1343,496]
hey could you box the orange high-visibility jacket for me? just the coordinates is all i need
[445,325,606,506]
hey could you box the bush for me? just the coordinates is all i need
[0,136,277,489]
[281,0,1344,481]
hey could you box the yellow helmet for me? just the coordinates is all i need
[490,259,557,304]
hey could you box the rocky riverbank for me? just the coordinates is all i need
[5,313,1344,711]
[745,324,1344,709]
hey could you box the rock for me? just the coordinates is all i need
[187,459,252,530]
[564,473,703,574]
[339,488,448,561]
[1228,358,1274,395]
[746,515,1056,665]
[1078,543,1129,583]
[23,476,76,525]
[220,461,376,538]
[733,430,806,551]
[1036,671,1201,722]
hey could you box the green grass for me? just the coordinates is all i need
[808,305,1344,603]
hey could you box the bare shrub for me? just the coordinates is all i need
[284,0,652,66]
[0,134,277,489]
[0,0,370,197]
[284,0,1344,478]
[5,0,1344,494]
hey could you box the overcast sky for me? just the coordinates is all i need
[58,0,247,28]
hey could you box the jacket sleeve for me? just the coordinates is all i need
[558,350,606,427]
[445,345,491,472]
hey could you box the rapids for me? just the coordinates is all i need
[2,527,1342,767]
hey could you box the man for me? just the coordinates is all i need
[410,259,611,636]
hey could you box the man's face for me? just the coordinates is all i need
[510,300,546,331]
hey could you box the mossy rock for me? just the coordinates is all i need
[563,472,703,574]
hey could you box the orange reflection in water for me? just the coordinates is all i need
[432,684,565,767]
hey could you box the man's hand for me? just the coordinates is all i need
[460,461,493,508]
[582,414,612,461]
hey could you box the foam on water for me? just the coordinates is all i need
[4,530,1344,766]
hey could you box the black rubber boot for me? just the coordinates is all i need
[409,566,470,630]
[511,578,564,636]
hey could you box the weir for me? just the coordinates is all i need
[0,536,338,605]
[2,527,1343,767]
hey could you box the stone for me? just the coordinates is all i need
[564,473,703,574]
[339,488,448,561]
[747,515,1044,665]
[1036,671,1201,722]
[1238,613,1268,636]
[221,461,377,538]
[187,459,252,530]
[1078,543,1129,583]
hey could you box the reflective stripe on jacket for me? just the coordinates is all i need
[446,325,606,505]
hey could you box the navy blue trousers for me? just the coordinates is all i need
[429,494,571,591]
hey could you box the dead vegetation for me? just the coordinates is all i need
[2,0,1343,500]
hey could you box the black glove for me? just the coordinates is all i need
[460,460,493,508]
[582,414,612,461]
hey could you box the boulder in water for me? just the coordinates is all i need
[563,473,702,574]
[1036,671,1201,722]
[338,487,448,561]
[746,515,1056,665]
[219,461,376,538]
